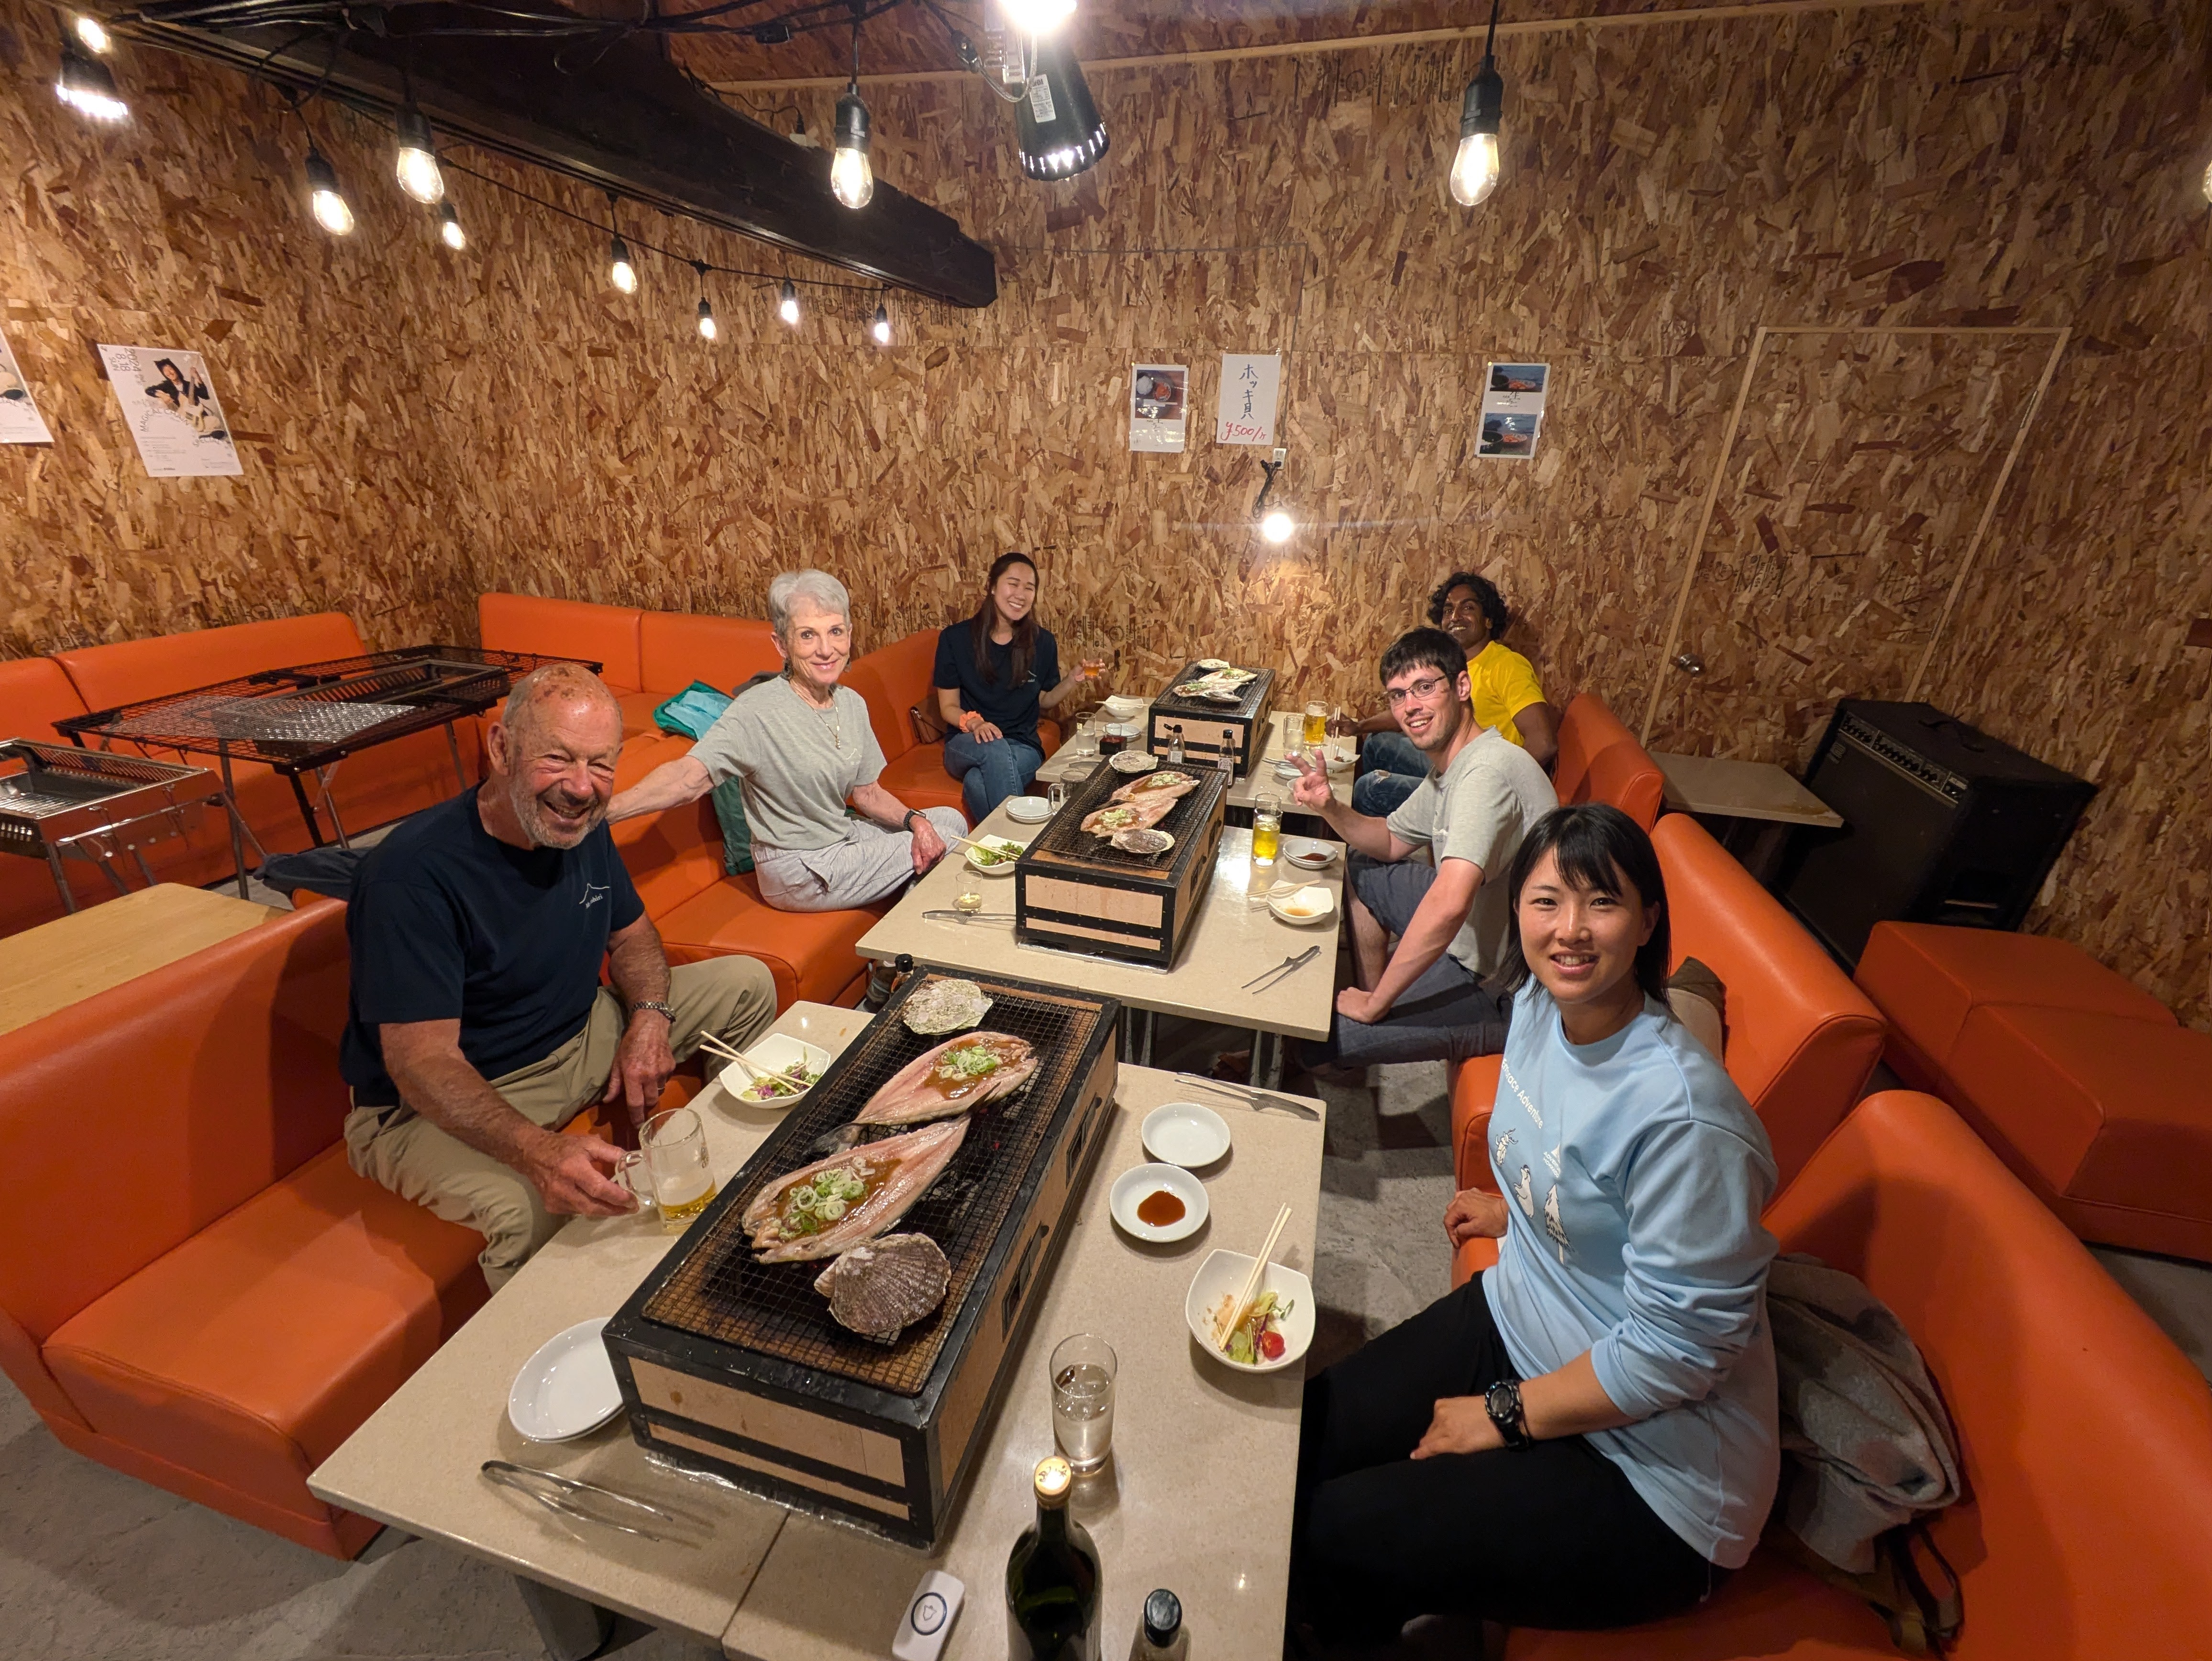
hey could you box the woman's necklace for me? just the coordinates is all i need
[789,671,842,751]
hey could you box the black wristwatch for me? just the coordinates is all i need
[1485,1377,1532,1450]
[902,809,923,833]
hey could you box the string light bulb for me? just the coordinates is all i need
[394,98,444,205]
[55,39,126,121]
[830,83,874,209]
[694,263,717,341]
[1260,510,1295,545]
[999,0,1077,35]
[608,235,637,294]
[1449,0,1506,209]
[72,13,111,53]
[438,200,465,250]
[871,302,892,345]
[778,279,801,326]
[304,145,354,235]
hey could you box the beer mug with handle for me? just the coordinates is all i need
[618,1106,719,1232]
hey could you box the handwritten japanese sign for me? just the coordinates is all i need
[1214,352,1281,446]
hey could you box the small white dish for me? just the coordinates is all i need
[1184,1250,1316,1373]
[1004,796,1053,824]
[1284,839,1338,870]
[1267,885,1337,927]
[1110,1162,1209,1244]
[719,1032,831,1106]
[509,1317,625,1442]
[1141,1100,1232,1168]
[964,835,1025,876]
[1101,694,1147,722]
[1108,749,1159,774]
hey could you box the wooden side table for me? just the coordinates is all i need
[0,884,280,1037]
[1651,752,1843,886]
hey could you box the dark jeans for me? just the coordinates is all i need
[1353,730,1427,819]
[1299,856,1511,1068]
[942,730,1045,822]
[1293,1279,1723,1638]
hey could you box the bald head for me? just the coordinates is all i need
[484,663,624,850]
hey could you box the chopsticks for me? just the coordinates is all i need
[1216,1204,1293,1350]
[480,1461,710,1547]
[697,1032,813,1094]
[919,908,1017,923]
[1176,1073,1322,1122]
[1242,945,1320,993]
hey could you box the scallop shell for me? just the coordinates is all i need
[813,1233,951,1343]
[901,976,993,1036]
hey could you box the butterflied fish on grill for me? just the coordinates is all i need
[856,1032,1039,1126]
[1108,769,1198,805]
[1081,796,1175,837]
[813,1233,951,1343]
[741,1118,969,1263]
[902,976,993,1036]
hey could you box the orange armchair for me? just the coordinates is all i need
[1551,694,1665,830]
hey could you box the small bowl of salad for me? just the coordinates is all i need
[1183,1249,1315,1373]
[718,1034,830,1107]
[963,834,1026,876]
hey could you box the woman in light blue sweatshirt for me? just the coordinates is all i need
[1292,803,1779,1642]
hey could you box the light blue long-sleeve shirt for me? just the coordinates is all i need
[1482,982,1781,1568]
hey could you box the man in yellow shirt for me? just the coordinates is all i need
[1337,572,1560,817]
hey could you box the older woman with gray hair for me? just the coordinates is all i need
[608,570,965,910]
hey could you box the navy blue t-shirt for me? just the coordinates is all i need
[932,624,1059,748]
[341,787,645,1106]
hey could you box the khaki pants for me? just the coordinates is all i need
[344,956,776,1289]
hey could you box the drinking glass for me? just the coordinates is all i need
[1047,780,1070,815]
[618,1107,718,1233]
[1050,1333,1117,1473]
[1302,700,1328,747]
[1252,793,1283,865]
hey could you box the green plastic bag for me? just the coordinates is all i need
[652,680,732,741]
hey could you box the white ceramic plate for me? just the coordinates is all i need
[1268,886,1337,927]
[1184,1250,1316,1373]
[1108,749,1159,774]
[719,1033,831,1106]
[965,835,1025,876]
[1284,840,1339,871]
[509,1317,625,1442]
[1004,796,1053,824]
[1109,1162,1209,1244]
[1141,1101,1232,1168]
[1101,694,1148,722]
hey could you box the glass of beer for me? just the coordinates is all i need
[619,1106,718,1232]
[1252,793,1283,865]
[1302,700,1328,746]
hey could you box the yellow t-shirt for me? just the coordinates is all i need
[1465,640,1547,749]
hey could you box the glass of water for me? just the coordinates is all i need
[1047,779,1070,815]
[1050,1333,1116,1473]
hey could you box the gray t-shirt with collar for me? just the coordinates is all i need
[688,677,886,853]
[1384,726,1558,975]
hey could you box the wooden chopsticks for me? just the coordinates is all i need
[1216,1203,1293,1350]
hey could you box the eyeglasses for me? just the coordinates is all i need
[1384,675,1454,707]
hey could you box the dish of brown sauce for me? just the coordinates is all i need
[1136,1188,1187,1227]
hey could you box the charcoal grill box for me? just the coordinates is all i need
[1147,663,1276,776]
[1012,761,1228,969]
[603,971,1119,1549]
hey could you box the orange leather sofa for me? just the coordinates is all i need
[1451,814,1885,1284]
[0,899,487,1557]
[1551,693,1665,830]
[842,628,1062,825]
[1856,922,2212,1261]
[1503,1089,2212,1659]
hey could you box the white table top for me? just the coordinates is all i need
[1226,710,1356,811]
[855,802,1345,1041]
[721,1063,1326,1661]
[1650,752,1843,827]
[308,1002,874,1642]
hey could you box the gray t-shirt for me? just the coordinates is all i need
[689,678,886,853]
[1385,727,1558,975]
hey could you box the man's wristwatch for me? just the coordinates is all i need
[1485,1377,1532,1450]
[902,809,924,833]
[628,999,676,1025]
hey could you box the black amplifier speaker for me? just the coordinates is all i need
[1777,700,2095,967]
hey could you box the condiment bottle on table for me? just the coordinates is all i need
[1129,1589,1188,1661]
[1008,1454,1102,1661]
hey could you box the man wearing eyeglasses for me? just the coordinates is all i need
[1289,627,1556,1070]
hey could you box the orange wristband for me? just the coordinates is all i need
[959,711,985,734]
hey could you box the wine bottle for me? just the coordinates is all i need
[1007,1454,1102,1661]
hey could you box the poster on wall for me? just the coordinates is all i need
[1476,361,1549,460]
[0,327,53,445]
[1215,352,1281,446]
[1128,363,1188,453]
[97,343,243,477]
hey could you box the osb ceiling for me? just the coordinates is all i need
[676,0,1738,85]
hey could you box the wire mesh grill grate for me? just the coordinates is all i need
[641,975,1109,1396]
[1023,761,1228,873]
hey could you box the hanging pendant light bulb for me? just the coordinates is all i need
[1253,447,1294,544]
[999,0,1077,35]
[1260,510,1295,545]
[55,39,127,121]
[438,200,465,250]
[778,279,801,326]
[694,263,718,341]
[1014,36,1108,181]
[305,145,354,235]
[871,302,892,345]
[72,13,111,53]
[831,84,875,209]
[393,98,444,205]
[1449,0,1506,208]
[608,236,637,294]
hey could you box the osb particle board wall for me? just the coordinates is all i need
[1,0,2207,1024]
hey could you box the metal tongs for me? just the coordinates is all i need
[919,908,1017,924]
[1242,944,1320,993]
[480,1460,713,1547]
[1176,1072,1322,1121]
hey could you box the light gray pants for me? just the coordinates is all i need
[343,956,776,1289]
[752,808,968,911]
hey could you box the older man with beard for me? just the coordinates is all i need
[340,662,774,1288]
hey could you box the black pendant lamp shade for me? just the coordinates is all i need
[1015,36,1108,181]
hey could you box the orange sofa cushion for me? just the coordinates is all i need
[1943,1004,2212,1259]
[1508,1090,2212,1658]
[876,741,974,822]
[639,612,782,697]
[1856,920,2173,1088]
[842,628,945,762]
[44,1142,486,1521]
[657,875,880,1011]
[478,592,642,692]
[51,613,364,715]
[1551,694,1664,830]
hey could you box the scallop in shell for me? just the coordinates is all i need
[901,975,993,1036]
[813,1233,951,1343]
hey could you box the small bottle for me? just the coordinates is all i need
[1129,1589,1187,1661]
[1217,727,1238,776]
[1007,1455,1102,1661]
[1166,724,1184,766]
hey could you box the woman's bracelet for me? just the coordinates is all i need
[958,710,985,734]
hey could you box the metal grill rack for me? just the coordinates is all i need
[642,974,1108,1396]
[1150,661,1270,722]
[1025,762,1228,872]
[0,741,232,909]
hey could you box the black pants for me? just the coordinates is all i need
[1292,1279,1723,1638]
